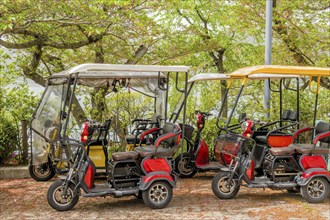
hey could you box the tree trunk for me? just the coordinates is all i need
[89,45,149,149]
[209,49,227,117]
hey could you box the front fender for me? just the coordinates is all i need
[139,171,176,191]
[219,166,230,172]
[297,168,330,186]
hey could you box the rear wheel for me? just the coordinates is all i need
[175,153,197,178]
[300,177,329,203]
[29,161,55,181]
[47,179,79,211]
[212,171,240,199]
[142,181,173,209]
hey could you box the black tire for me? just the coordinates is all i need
[300,177,330,203]
[29,162,55,181]
[142,181,173,209]
[47,179,79,211]
[212,171,240,199]
[175,153,197,178]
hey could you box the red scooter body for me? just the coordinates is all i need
[299,155,330,180]
[140,157,176,190]
[195,139,209,167]
[175,111,227,178]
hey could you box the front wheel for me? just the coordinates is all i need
[212,171,240,199]
[175,153,197,178]
[47,179,79,211]
[142,181,173,209]
[29,162,55,181]
[300,177,329,203]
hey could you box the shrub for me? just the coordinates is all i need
[0,116,19,165]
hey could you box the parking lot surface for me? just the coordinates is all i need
[0,172,329,220]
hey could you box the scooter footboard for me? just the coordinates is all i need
[139,171,176,190]
[297,168,330,186]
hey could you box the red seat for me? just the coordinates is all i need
[269,144,329,156]
[134,122,181,158]
[112,151,139,161]
[289,144,329,155]
[269,145,296,156]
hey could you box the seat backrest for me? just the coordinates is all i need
[162,122,181,146]
[151,114,162,127]
[281,110,292,120]
[315,121,330,143]
[88,119,111,145]
[288,111,298,121]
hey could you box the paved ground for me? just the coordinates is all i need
[0,172,329,220]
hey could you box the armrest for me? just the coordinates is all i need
[132,119,151,124]
[292,127,313,140]
[257,120,280,130]
[266,122,298,136]
[313,131,330,145]
[154,131,181,148]
[139,127,160,141]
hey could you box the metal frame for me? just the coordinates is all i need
[227,65,329,127]
[57,64,190,137]
[186,65,329,133]
[31,63,191,165]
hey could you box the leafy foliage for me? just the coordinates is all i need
[0,49,38,164]
[0,1,329,162]
[0,116,19,165]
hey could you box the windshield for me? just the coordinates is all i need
[31,84,67,165]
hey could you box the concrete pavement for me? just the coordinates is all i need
[0,166,30,179]
[0,172,329,220]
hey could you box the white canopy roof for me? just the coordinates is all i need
[51,63,190,79]
[48,63,191,93]
[188,73,301,83]
[188,73,230,83]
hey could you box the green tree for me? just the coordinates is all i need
[0,50,38,164]
[1,0,329,157]
[0,0,163,123]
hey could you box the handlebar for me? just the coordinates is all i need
[195,110,212,117]
[253,119,267,126]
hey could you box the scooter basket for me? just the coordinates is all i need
[179,124,194,140]
[214,133,245,165]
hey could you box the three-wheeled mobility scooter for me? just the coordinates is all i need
[29,63,182,180]
[174,71,297,178]
[175,74,233,178]
[29,64,190,210]
[210,65,330,203]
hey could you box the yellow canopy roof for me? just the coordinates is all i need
[229,65,330,78]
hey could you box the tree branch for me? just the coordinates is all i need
[125,45,148,64]
[22,45,44,83]
[177,9,194,25]
[0,38,43,49]
[46,34,104,49]
[273,17,313,65]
